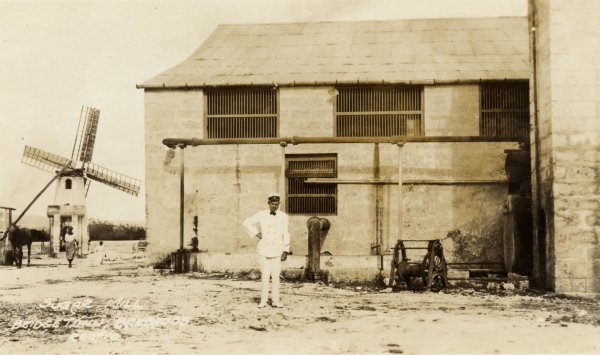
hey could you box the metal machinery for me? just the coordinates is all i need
[306,217,331,280]
[503,148,533,276]
[388,239,448,292]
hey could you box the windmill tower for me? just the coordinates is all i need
[21,106,141,256]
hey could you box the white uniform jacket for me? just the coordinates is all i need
[243,210,291,258]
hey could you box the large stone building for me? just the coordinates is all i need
[139,16,533,281]
[141,6,600,296]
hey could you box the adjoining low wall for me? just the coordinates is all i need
[186,251,502,283]
[176,253,389,284]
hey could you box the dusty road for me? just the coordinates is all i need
[0,255,599,355]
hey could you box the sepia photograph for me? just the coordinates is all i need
[0,0,599,354]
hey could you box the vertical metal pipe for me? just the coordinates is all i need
[179,145,185,251]
[307,217,321,279]
[280,141,287,211]
[529,0,545,288]
[397,143,404,246]
[374,143,381,256]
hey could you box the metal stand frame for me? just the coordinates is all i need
[388,239,448,292]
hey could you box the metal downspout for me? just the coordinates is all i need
[179,145,185,251]
[529,0,546,288]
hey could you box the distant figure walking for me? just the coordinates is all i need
[64,227,78,268]
[94,241,106,265]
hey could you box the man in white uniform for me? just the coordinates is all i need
[243,193,290,308]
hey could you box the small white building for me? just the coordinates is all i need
[46,170,89,255]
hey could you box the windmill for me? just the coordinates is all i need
[19,106,141,255]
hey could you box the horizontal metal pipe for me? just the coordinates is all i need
[448,262,504,266]
[305,178,508,185]
[447,277,508,281]
[162,135,521,148]
[452,268,508,273]
[449,267,507,272]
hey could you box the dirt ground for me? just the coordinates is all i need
[1,254,599,355]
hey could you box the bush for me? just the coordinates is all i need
[89,220,145,241]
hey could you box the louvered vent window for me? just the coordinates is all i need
[286,155,337,215]
[206,88,278,138]
[335,86,423,137]
[480,81,529,140]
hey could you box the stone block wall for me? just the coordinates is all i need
[424,85,480,136]
[533,0,600,295]
[144,85,518,265]
[279,87,334,137]
[144,89,204,259]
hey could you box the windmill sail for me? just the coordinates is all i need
[85,162,141,196]
[71,106,100,162]
[22,145,73,173]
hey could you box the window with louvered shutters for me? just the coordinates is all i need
[205,88,278,138]
[335,86,423,137]
[480,81,529,141]
[286,155,337,215]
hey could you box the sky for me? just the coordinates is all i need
[0,0,527,223]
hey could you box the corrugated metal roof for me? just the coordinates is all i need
[140,17,529,88]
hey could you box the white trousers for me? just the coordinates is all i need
[259,255,282,304]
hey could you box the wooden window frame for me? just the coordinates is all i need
[480,80,529,140]
[285,154,337,216]
[204,87,279,139]
[334,85,424,137]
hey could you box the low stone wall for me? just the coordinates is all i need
[88,240,142,254]
[20,240,142,256]
[171,252,394,284]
